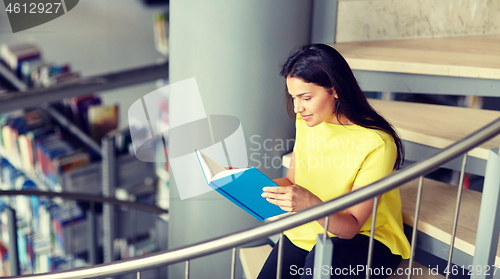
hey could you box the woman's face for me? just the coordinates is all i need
[287,76,338,127]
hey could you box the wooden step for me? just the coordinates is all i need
[240,244,272,279]
[369,99,500,160]
[333,35,500,80]
[400,178,495,263]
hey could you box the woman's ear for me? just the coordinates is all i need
[330,88,338,98]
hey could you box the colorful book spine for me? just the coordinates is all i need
[66,95,102,134]
[88,104,119,142]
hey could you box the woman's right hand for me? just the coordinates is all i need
[262,184,321,212]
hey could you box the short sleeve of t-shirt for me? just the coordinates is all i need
[354,135,397,187]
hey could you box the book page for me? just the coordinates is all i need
[212,168,248,181]
[264,212,292,222]
[196,150,227,182]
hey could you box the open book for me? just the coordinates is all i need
[195,149,287,221]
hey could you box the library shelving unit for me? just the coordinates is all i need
[0,47,169,276]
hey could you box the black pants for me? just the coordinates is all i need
[257,234,402,279]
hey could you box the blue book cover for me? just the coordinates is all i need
[195,149,287,221]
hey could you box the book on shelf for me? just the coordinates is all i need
[0,42,42,76]
[195,149,287,221]
[20,59,49,86]
[63,95,102,135]
[114,127,133,155]
[1,159,21,190]
[34,134,91,185]
[18,125,61,172]
[1,109,51,161]
[88,104,119,142]
[42,71,80,88]
[0,42,82,93]
[0,108,97,189]
[54,201,84,226]
[154,12,169,56]
[0,240,7,276]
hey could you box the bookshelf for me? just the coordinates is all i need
[0,42,166,276]
[0,62,169,114]
[0,63,27,91]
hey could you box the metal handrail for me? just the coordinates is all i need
[0,190,168,214]
[7,117,500,279]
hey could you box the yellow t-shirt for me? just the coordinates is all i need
[284,116,410,259]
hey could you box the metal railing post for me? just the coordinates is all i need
[102,135,117,279]
[366,196,379,279]
[230,247,237,279]
[472,150,500,279]
[276,233,284,279]
[6,207,20,276]
[313,216,332,279]
[408,176,424,279]
[445,154,468,279]
[185,260,190,279]
[87,201,97,265]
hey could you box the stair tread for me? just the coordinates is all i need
[400,178,494,263]
[369,99,500,160]
[240,244,273,279]
[333,35,500,80]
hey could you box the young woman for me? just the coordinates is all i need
[258,44,410,279]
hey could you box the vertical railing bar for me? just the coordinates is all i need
[323,215,330,243]
[6,207,20,276]
[408,176,425,279]
[132,207,137,257]
[230,247,237,279]
[49,199,55,264]
[29,200,36,274]
[185,260,190,279]
[71,210,76,269]
[88,201,97,266]
[445,153,468,279]
[136,271,141,279]
[366,196,379,279]
[276,232,284,279]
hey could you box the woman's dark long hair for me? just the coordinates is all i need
[281,44,404,170]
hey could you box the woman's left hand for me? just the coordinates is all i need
[262,185,322,212]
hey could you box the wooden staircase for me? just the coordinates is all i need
[400,178,485,262]
[371,99,500,270]
[368,99,500,161]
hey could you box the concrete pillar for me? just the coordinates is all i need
[168,0,312,278]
